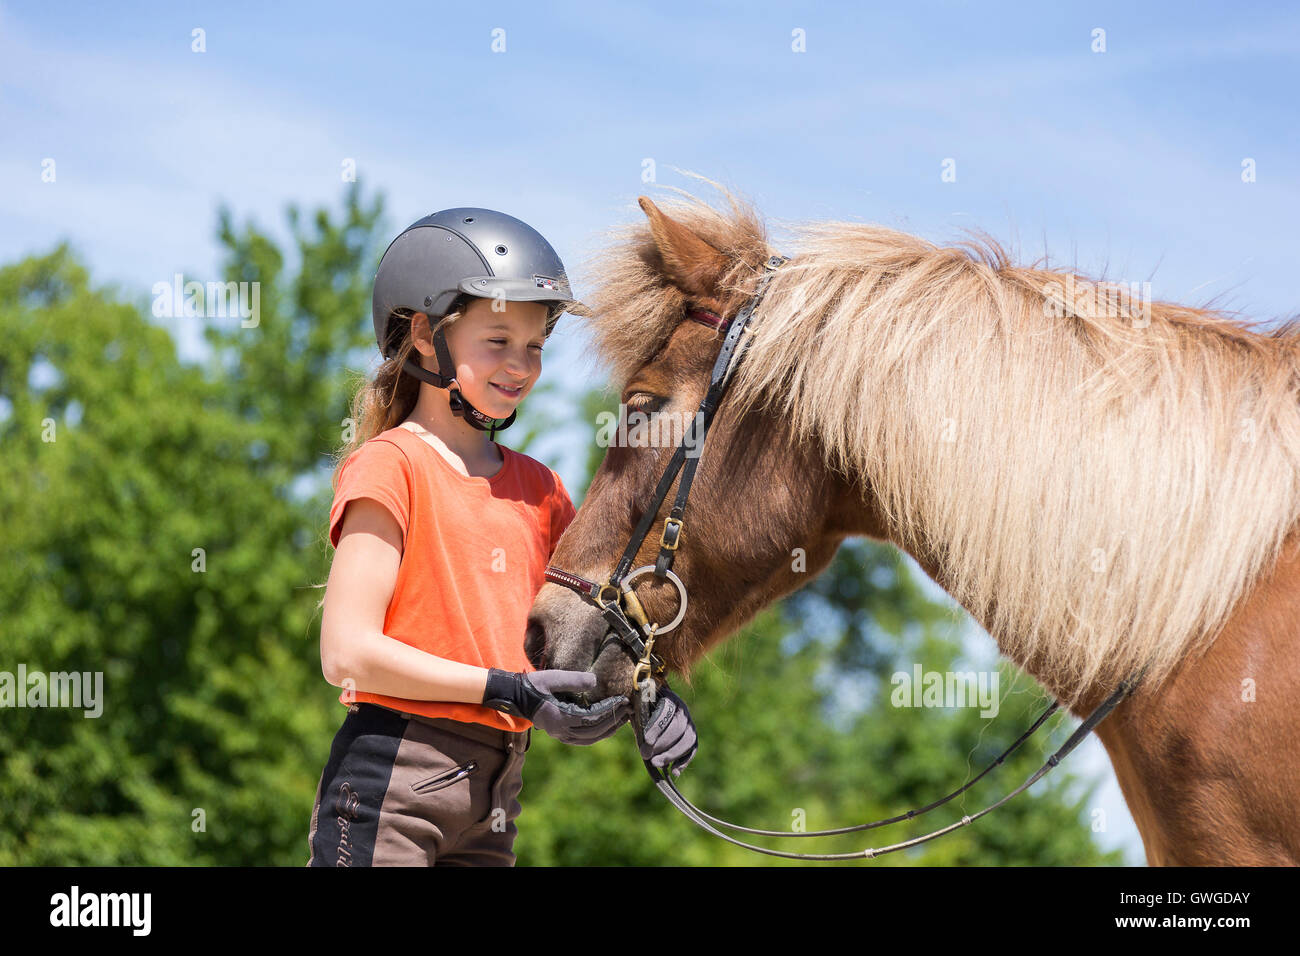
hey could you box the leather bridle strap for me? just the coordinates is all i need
[541,566,663,674]
[611,256,785,587]
[543,254,790,673]
[632,674,1138,860]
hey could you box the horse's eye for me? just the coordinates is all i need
[624,393,662,411]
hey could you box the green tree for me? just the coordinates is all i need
[0,184,387,864]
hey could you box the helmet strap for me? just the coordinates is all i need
[396,325,517,434]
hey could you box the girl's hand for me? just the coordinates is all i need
[482,668,629,745]
[638,684,698,777]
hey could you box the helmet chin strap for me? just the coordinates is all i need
[397,324,517,438]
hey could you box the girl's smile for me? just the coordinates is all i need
[491,381,525,398]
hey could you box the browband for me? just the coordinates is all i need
[686,308,725,329]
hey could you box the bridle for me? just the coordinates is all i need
[541,256,786,687]
[543,254,1140,860]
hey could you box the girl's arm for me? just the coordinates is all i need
[322,496,642,748]
[320,497,488,703]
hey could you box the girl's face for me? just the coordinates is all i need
[436,297,549,420]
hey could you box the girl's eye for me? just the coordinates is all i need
[489,338,544,351]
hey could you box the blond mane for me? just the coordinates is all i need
[579,181,1300,704]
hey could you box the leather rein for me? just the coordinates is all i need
[543,254,1139,860]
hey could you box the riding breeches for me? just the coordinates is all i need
[306,703,528,866]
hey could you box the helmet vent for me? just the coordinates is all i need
[495,244,508,255]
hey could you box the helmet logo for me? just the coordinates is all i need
[534,275,559,291]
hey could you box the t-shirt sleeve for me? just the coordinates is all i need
[547,471,577,562]
[328,439,413,550]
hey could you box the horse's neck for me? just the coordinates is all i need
[1091,532,1300,864]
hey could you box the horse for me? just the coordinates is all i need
[524,182,1300,866]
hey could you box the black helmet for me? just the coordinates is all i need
[371,208,583,434]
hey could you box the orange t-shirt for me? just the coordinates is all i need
[327,424,576,732]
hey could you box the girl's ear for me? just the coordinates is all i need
[408,312,434,354]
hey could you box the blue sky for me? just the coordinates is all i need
[5,1,1298,865]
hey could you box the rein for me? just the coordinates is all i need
[545,253,1140,860]
[631,677,1136,860]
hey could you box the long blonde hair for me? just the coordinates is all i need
[328,308,463,493]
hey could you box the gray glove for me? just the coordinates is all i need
[638,684,698,777]
[482,668,630,745]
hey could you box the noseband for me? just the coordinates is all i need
[543,253,1139,860]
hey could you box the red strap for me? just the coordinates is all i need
[686,308,726,329]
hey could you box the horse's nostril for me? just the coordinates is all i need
[524,619,546,669]
[553,690,590,707]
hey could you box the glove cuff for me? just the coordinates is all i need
[482,668,527,716]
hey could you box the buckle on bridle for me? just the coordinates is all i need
[596,582,622,609]
[659,517,684,551]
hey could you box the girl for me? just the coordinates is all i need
[306,208,695,867]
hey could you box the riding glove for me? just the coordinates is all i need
[482,668,629,745]
[638,683,698,777]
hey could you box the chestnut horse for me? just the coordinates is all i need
[525,184,1300,866]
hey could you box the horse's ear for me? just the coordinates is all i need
[638,196,729,299]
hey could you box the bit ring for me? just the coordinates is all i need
[619,566,687,634]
